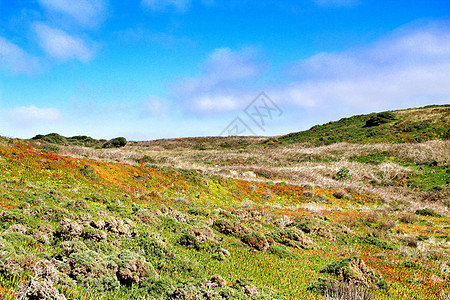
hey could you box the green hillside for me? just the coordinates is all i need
[265,105,450,146]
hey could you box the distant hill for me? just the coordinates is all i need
[130,136,266,151]
[263,105,450,146]
[30,133,128,150]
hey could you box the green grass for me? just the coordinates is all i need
[265,105,450,146]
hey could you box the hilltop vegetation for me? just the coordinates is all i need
[264,105,450,146]
[0,105,449,299]
[31,133,127,151]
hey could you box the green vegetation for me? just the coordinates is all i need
[32,133,102,147]
[79,165,99,181]
[364,112,398,127]
[265,105,450,145]
[335,167,351,181]
[103,137,127,148]
[415,208,442,218]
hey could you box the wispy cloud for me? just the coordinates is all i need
[278,21,450,110]
[116,27,195,48]
[140,96,170,118]
[33,23,95,63]
[38,0,107,28]
[172,47,267,114]
[141,0,214,12]
[7,105,63,128]
[0,36,40,74]
[142,0,191,12]
[314,0,360,7]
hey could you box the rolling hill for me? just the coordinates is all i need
[264,105,450,146]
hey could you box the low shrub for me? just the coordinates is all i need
[415,208,442,218]
[364,112,397,127]
[102,137,127,148]
[32,133,67,144]
[402,260,419,269]
[212,219,249,237]
[308,277,374,300]
[140,277,174,298]
[268,228,313,249]
[241,232,269,251]
[336,167,351,181]
[267,245,296,259]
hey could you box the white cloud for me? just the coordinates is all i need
[7,105,63,128]
[34,23,95,63]
[204,47,264,83]
[171,21,450,128]
[278,22,450,110]
[0,36,40,74]
[141,96,170,118]
[190,95,241,113]
[38,0,107,28]
[142,0,191,12]
[172,47,266,114]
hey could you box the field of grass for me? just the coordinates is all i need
[0,105,449,299]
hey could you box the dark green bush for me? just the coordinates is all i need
[102,137,127,148]
[376,278,390,291]
[402,260,419,269]
[335,167,351,181]
[241,232,269,251]
[69,135,96,143]
[32,133,68,144]
[443,128,450,139]
[290,217,313,233]
[140,277,174,298]
[364,112,397,127]
[177,233,196,247]
[321,256,357,275]
[415,208,442,218]
[138,155,156,164]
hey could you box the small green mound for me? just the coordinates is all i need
[32,133,67,144]
[31,133,101,147]
[363,112,397,127]
[321,256,357,276]
[415,208,442,218]
[103,137,127,148]
[267,245,296,259]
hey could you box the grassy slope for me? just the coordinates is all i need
[0,138,449,299]
[266,105,450,146]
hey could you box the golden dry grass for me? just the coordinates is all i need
[395,106,449,124]
[58,139,450,216]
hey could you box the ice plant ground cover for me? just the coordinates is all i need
[0,105,449,299]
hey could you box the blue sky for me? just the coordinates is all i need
[1,0,449,140]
